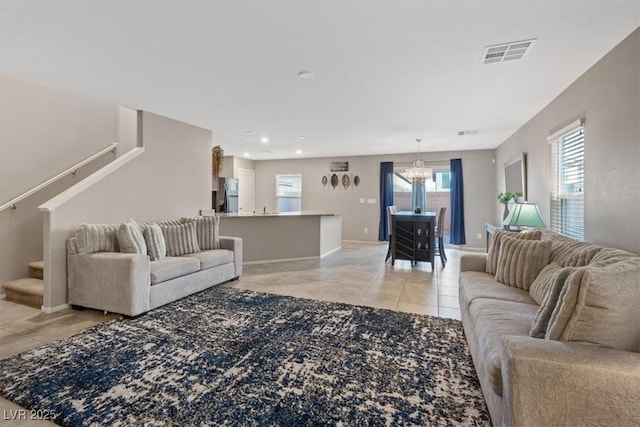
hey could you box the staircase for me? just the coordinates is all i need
[2,261,44,308]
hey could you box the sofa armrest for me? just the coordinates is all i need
[502,335,640,427]
[460,254,487,272]
[68,252,150,316]
[219,236,243,277]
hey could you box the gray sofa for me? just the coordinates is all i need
[459,229,640,427]
[67,219,242,317]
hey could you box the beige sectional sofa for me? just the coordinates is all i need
[459,229,640,427]
[67,216,242,317]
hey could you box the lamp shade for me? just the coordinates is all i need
[503,203,546,228]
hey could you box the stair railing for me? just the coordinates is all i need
[0,142,118,211]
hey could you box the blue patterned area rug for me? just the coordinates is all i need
[0,286,489,426]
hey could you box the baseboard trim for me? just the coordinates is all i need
[320,246,341,258]
[342,240,385,245]
[41,303,71,314]
[243,256,319,265]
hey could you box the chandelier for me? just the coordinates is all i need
[405,138,432,182]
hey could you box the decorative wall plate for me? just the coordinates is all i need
[321,175,328,186]
[342,174,350,189]
[330,173,339,189]
[354,175,360,187]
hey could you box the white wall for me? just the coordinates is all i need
[0,72,134,286]
[253,149,495,248]
[495,28,640,254]
[41,112,212,309]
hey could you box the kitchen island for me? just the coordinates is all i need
[218,212,342,263]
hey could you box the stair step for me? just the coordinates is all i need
[29,260,44,280]
[2,278,44,308]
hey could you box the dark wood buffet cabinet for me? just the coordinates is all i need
[390,211,436,270]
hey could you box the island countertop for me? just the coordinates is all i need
[217,211,341,218]
[217,212,342,262]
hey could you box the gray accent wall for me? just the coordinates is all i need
[42,112,212,309]
[495,28,640,254]
[253,150,495,248]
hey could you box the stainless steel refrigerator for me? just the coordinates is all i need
[213,177,239,213]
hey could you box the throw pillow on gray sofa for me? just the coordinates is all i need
[486,229,542,275]
[546,260,640,351]
[75,223,120,255]
[529,266,577,338]
[161,221,200,256]
[117,219,147,255]
[183,216,220,250]
[143,223,167,261]
[495,237,551,290]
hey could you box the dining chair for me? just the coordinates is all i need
[385,205,397,262]
[434,206,447,266]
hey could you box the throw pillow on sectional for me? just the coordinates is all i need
[485,229,542,275]
[494,237,551,290]
[545,260,640,352]
[143,223,167,261]
[160,221,200,256]
[529,266,577,338]
[117,219,147,254]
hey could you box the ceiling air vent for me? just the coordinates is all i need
[458,130,479,136]
[481,39,536,64]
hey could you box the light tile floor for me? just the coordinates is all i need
[227,241,469,319]
[0,241,478,425]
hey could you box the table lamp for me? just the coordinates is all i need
[503,202,546,230]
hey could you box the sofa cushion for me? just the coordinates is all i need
[546,260,640,352]
[181,249,233,270]
[117,219,147,255]
[530,266,577,338]
[486,229,541,275]
[469,298,538,396]
[161,221,200,256]
[143,223,167,261]
[75,223,120,254]
[150,257,200,285]
[459,272,536,309]
[495,237,551,290]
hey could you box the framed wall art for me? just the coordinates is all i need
[330,161,349,172]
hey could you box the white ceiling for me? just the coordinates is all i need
[1,1,639,160]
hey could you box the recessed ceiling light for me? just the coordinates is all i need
[298,71,314,79]
[260,137,269,143]
[296,150,302,155]
[298,136,306,140]
[244,152,250,157]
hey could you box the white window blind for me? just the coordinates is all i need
[275,174,302,213]
[549,120,584,240]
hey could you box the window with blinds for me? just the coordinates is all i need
[549,119,584,240]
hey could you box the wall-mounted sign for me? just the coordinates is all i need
[330,161,349,172]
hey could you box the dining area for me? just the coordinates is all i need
[385,206,448,270]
